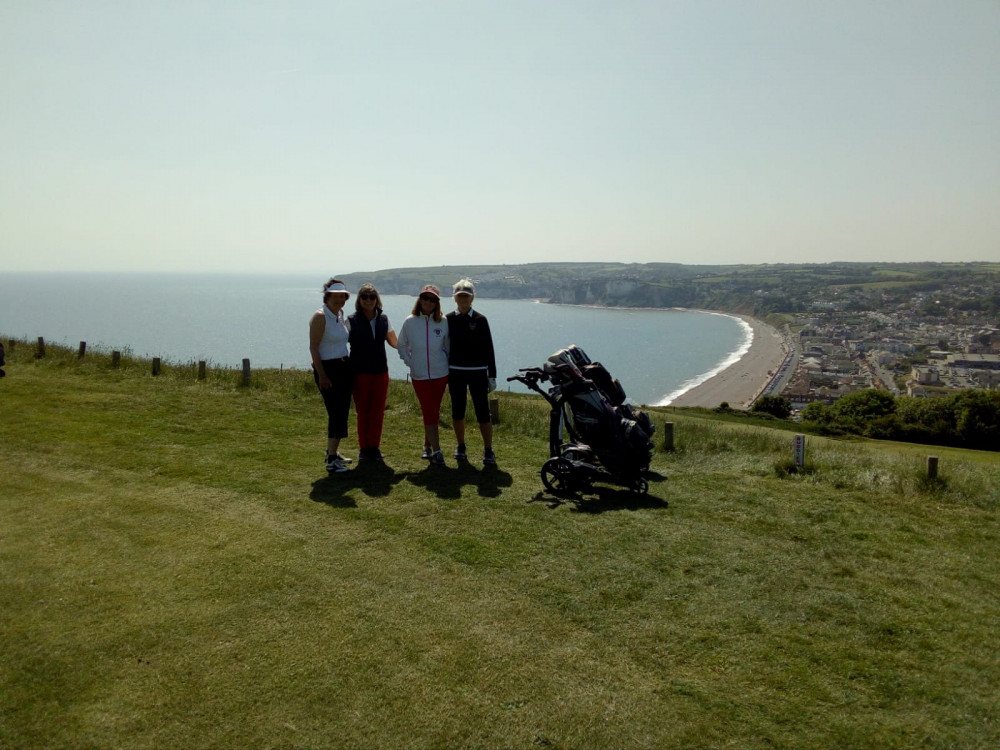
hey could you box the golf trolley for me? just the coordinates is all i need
[508,346,655,496]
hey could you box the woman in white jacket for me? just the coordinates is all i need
[397,284,450,466]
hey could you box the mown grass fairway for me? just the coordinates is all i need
[2,341,999,748]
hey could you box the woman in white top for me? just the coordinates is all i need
[309,278,354,473]
[396,284,450,466]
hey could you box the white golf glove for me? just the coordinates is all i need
[488,377,496,393]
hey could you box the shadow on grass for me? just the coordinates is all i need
[530,486,669,513]
[524,465,669,513]
[406,460,514,501]
[309,460,407,507]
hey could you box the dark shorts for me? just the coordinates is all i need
[448,368,491,423]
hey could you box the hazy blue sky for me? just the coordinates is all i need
[2,1,997,274]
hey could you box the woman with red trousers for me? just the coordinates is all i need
[347,283,397,462]
[397,285,450,467]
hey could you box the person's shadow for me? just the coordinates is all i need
[309,460,406,507]
[405,460,513,501]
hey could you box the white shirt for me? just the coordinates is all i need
[317,305,350,359]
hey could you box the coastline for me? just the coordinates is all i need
[667,314,788,409]
[0,273,787,406]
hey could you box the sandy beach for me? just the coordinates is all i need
[668,315,788,409]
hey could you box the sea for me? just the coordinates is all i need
[0,272,751,406]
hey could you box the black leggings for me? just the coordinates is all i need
[314,358,354,439]
[449,369,491,423]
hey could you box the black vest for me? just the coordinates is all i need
[348,312,390,374]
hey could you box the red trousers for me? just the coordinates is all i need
[352,371,390,450]
[412,376,448,426]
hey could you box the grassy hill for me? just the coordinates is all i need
[2,339,999,749]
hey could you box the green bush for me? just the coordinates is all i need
[798,388,1000,452]
[751,394,792,419]
[800,401,830,424]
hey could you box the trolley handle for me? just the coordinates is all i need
[507,367,551,392]
[507,367,549,382]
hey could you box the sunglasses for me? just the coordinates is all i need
[419,295,437,302]
[359,292,377,300]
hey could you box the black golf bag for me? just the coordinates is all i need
[509,345,656,495]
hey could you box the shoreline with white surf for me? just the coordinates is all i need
[525,298,783,408]
[0,272,782,409]
[665,313,788,409]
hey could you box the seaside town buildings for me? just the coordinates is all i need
[766,284,1000,410]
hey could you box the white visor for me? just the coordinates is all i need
[324,282,350,295]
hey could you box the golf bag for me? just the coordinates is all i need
[509,345,655,495]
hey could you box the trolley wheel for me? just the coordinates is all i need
[541,457,575,494]
[631,477,649,495]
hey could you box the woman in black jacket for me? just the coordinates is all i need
[445,279,497,465]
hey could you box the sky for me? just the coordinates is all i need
[1,1,997,275]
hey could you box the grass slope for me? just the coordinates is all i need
[2,341,999,749]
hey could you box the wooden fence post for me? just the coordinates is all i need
[489,397,500,424]
[927,456,939,480]
[112,350,121,368]
[198,360,206,380]
[36,336,45,358]
[78,341,87,359]
[152,357,161,376]
[242,358,251,386]
[662,422,675,451]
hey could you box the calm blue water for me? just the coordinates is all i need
[0,272,750,406]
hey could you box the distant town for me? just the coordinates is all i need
[343,261,1000,407]
[757,276,1000,409]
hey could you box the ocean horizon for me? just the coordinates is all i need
[0,272,751,406]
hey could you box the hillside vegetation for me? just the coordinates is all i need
[340,261,1000,318]
[2,339,999,749]
[746,389,1000,453]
